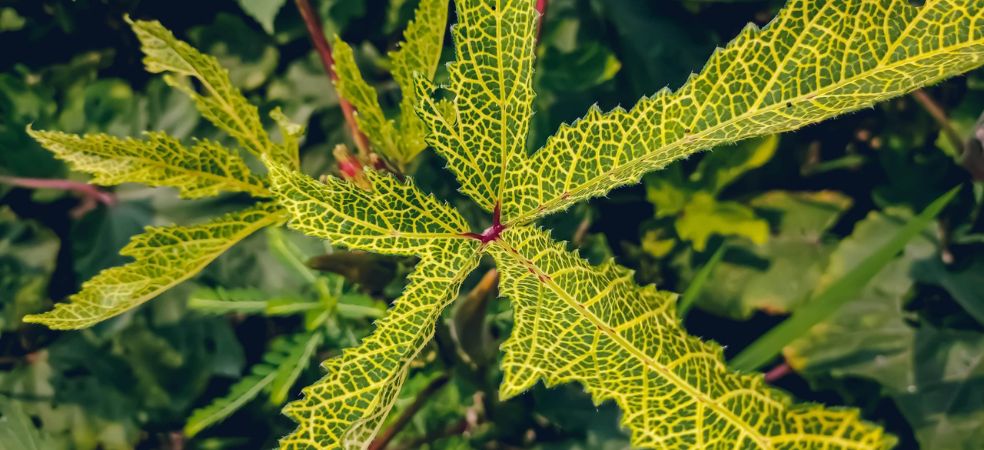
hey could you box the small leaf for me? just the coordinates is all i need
[674,192,769,251]
[237,0,287,34]
[330,39,401,159]
[23,203,284,329]
[28,128,269,198]
[0,399,51,450]
[389,0,449,163]
[185,330,321,436]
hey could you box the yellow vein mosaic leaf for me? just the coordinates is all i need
[488,226,894,449]
[331,39,402,159]
[280,240,480,449]
[389,0,449,163]
[266,160,470,255]
[27,128,269,199]
[416,0,537,211]
[129,18,298,168]
[23,203,284,329]
[498,0,984,223]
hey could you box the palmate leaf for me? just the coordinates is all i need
[23,203,284,329]
[270,0,984,448]
[488,226,893,449]
[128,17,298,168]
[266,159,481,448]
[27,128,269,199]
[495,0,984,224]
[330,0,449,166]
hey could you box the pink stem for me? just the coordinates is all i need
[536,0,549,42]
[0,176,115,206]
[764,361,792,383]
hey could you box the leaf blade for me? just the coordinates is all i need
[23,203,284,329]
[416,0,537,211]
[490,226,894,449]
[266,162,471,255]
[502,0,984,224]
[28,129,269,198]
[280,240,480,449]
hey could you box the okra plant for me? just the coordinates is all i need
[23,0,984,448]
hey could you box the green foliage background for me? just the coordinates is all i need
[1,0,982,449]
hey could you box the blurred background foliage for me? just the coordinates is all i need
[1,0,983,449]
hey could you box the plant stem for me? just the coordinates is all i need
[368,374,450,450]
[911,89,964,155]
[0,176,115,205]
[535,0,548,41]
[764,361,792,383]
[730,186,961,371]
[294,0,371,157]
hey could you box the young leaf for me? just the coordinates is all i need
[184,331,322,436]
[496,0,984,224]
[269,331,324,405]
[23,203,284,329]
[331,40,402,159]
[280,241,480,449]
[329,0,449,166]
[128,18,298,168]
[415,0,537,211]
[389,0,449,162]
[27,128,269,199]
[488,226,894,449]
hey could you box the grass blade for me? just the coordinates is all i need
[730,186,960,372]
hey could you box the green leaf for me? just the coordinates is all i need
[731,187,959,371]
[280,240,480,449]
[692,134,778,193]
[692,190,852,319]
[128,17,298,168]
[674,192,769,251]
[783,209,933,389]
[488,226,894,449]
[185,331,322,436]
[389,0,449,163]
[27,128,269,198]
[498,0,984,224]
[415,0,537,211]
[23,203,284,329]
[0,399,51,450]
[237,0,287,34]
[269,331,324,405]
